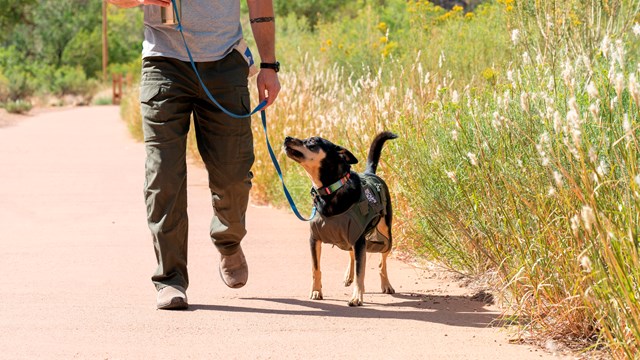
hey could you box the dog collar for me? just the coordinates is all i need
[313,173,351,196]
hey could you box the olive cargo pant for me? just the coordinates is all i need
[140,53,253,291]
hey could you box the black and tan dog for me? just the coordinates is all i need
[283,132,397,306]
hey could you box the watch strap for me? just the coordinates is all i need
[260,62,280,72]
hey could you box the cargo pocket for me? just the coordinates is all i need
[139,74,177,124]
[140,84,162,105]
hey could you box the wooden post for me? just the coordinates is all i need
[102,1,108,82]
[112,74,122,105]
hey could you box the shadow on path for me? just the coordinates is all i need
[188,292,506,328]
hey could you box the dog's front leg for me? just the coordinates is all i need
[348,237,366,306]
[310,236,323,300]
[343,250,354,286]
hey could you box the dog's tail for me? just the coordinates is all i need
[365,131,398,174]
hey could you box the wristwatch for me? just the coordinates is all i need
[260,61,280,73]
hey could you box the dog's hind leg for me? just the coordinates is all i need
[378,192,395,294]
[343,250,354,286]
[348,237,366,306]
[310,236,323,300]
[379,250,395,294]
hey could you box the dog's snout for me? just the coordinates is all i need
[284,136,293,143]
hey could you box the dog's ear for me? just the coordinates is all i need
[337,147,358,164]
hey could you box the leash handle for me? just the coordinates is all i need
[170,0,316,221]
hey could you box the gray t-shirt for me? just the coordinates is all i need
[142,0,242,62]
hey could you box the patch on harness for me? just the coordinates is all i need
[365,188,377,204]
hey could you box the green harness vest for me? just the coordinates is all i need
[310,174,390,253]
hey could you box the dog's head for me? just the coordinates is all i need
[284,136,358,189]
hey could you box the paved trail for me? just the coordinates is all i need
[0,106,570,359]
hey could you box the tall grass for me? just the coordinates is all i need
[251,0,640,357]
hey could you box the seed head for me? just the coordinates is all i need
[511,29,520,45]
[580,256,592,273]
[581,206,595,234]
[586,82,598,99]
[615,73,624,98]
[553,171,564,188]
[629,73,639,105]
[446,170,457,183]
[467,152,478,166]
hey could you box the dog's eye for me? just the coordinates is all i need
[307,144,317,150]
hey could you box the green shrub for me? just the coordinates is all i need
[51,65,98,96]
[93,96,113,106]
[62,28,102,78]
[0,70,9,103]
[5,99,33,114]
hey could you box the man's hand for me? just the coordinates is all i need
[257,69,280,108]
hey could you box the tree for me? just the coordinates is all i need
[0,0,37,44]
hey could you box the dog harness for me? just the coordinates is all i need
[310,174,391,253]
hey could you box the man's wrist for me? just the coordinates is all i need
[260,61,280,73]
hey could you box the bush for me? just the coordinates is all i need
[5,99,33,114]
[0,71,10,103]
[62,28,103,78]
[51,65,98,96]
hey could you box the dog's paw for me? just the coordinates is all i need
[343,277,353,287]
[348,297,363,307]
[381,284,395,294]
[348,288,364,306]
[310,290,323,300]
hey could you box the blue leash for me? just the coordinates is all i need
[170,0,316,221]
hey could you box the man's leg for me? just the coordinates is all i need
[192,51,253,287]
[140,57,197,297]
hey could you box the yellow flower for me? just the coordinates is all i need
[377,22,388,33]
[382,41,398,57]
[482,68,497,86]
[437,12,452,22]
[379,36,388,44]
[326,39,333,47]
[569,12,582,26]
[465,12,474,20]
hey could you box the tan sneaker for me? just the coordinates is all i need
[156,285,188,310]
[219,247,248,288]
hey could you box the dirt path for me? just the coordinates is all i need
[0,106,572,359]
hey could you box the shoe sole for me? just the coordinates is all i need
[157,296,189,310]
[219,265,246,289]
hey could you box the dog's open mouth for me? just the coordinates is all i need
[283,145,303,162]
[284,137,305,162]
